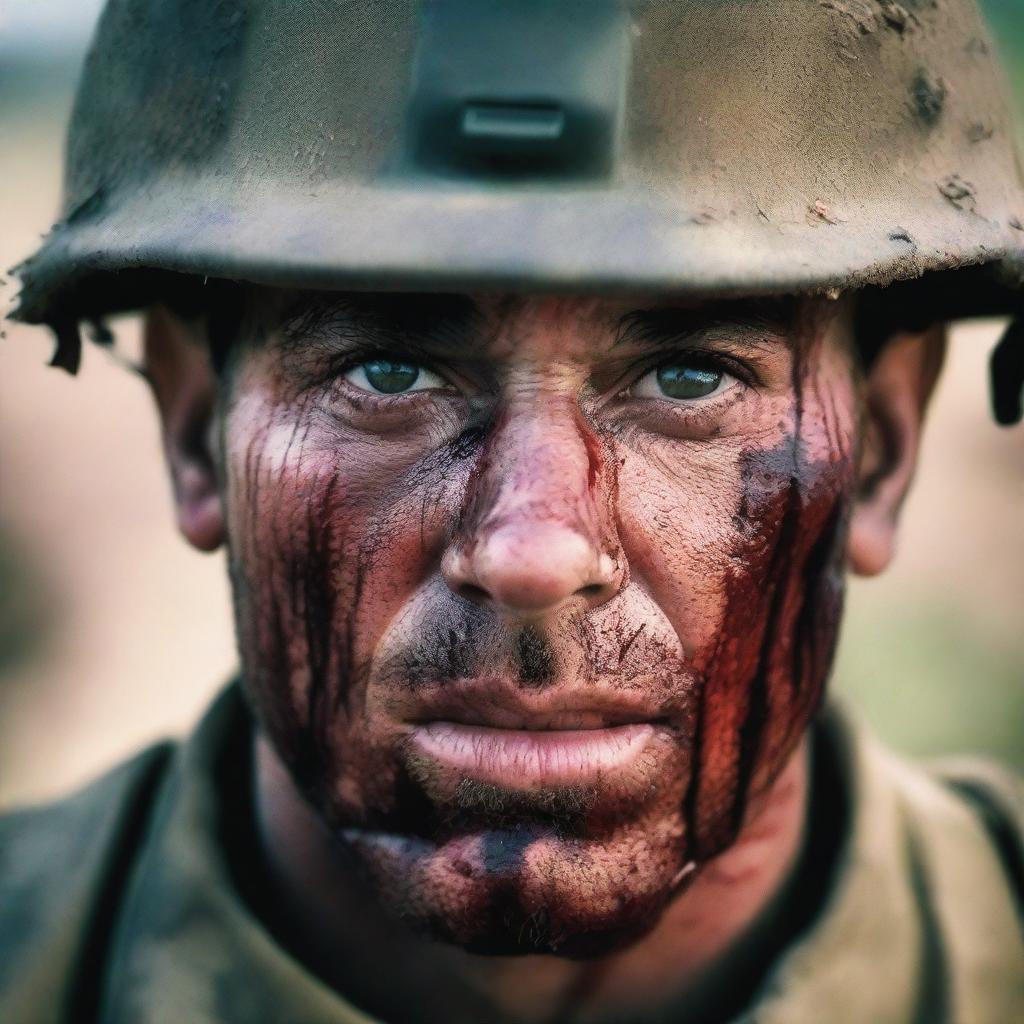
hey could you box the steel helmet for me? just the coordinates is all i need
[10,0,1024,420]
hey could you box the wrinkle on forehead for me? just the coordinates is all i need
[257,290,842,370]
[482,296,614,363]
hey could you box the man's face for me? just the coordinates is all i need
[220,293,858,955]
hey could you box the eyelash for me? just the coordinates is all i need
[323,346,761,405]
[615,349,759,398]
[329,348,453,389]
[666,350,758,386]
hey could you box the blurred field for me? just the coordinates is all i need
[1,8,1021,807]
[0,56,236,805]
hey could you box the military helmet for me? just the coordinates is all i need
[10,0,1024,421]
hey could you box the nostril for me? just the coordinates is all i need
[443,531,623,615]
[458,582,491,605]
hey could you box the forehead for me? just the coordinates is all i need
[271,290,816,362]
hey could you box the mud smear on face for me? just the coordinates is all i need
[230,301,856,955]
[232,456,352,809]
[386,614,557,693]
[515,626,556,686]
[398,622,480,686]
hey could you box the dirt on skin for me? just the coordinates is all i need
[223,293,857,954]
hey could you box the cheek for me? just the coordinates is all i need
[615,387,798,658]
[687,370,857,858]
[617,367,857,861]
[221,385,466,802]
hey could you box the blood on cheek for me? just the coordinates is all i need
[224,386,413,814]
[681,335,855,862]
[226,331,857,874]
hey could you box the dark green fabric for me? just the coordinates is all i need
[1,687,1021,1023]
[0,742,173,1023]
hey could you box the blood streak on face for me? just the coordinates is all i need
[222,293,858,955]
[685,326,852,859]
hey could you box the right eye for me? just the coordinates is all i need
[344,359,446,395]
[629,360,733,403]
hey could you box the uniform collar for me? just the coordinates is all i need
[99,686,373,1023]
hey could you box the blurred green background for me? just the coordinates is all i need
[986,1,1024,107]
[0,2,1021,806]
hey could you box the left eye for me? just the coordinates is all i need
[344,359,446,395]
[632,362,729,402]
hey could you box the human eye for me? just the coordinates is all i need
[630,358,736,402]
[344,358,447,395]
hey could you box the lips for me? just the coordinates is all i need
[408,720,658,789]
[398,677,667,728]
[399,681,670,789]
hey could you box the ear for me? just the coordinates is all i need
[144,306,225,552]
[847,325,946,577]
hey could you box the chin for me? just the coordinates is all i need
[340,818,689,957]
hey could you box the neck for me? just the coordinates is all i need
[252,737,810,1024]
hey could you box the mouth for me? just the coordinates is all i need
[408,720,659,789]
[400,682,671,790]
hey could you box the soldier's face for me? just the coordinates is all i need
[220,293,858,954]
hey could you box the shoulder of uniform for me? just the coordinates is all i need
[0,740,176,1022]
[832,705,1024,1018]
[821,701,1023,864]
[896,752,1024,1008]
[925,754,1024,901]
[831,704,1024,901]
[883,745,1024,891]
[927,755,1024,822]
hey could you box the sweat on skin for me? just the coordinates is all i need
[144,291,940,1021]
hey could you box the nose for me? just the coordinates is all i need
[447,522,621,614]
[442,405,624,617]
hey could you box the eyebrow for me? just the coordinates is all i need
[612,298,798,351]
[277,292,800,360]
[279,292,485,354]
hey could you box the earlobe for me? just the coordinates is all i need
[172,445,225,552]
[847,326,945,578]
[847,498,896,578]
[144,306,226,552]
